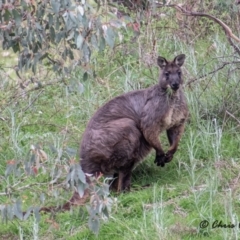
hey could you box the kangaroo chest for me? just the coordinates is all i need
[162,106,185,130]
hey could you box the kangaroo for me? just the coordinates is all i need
[80,54,189,192]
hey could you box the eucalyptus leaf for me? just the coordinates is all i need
[77,181,86,198]
[35,22,42,30]
[91,34,98,49]
[77,6,84,16]
[65,147,77,157]
[99,36,105,51]
[76,164,86,184]
[48,14,53,26]
[33,207,41,222]
[78,82,84,93]
[62,12,69,23]
[50,26,55,42]
[3,10,11,22]
[13,200,23,220]
[82,42,90,62]
[12,9,21,26]
[40,193,45,204]
[83,72,88,81]
[102,207,109,218]
[88,217,100,235]
[68,48,74,60]
[76,34,84,49]
[105,27,115,48]
[23,207,34,220]
[1,205,8,223]
[51,0,61,13]
[5,164,13,177]
[7,205,14,220]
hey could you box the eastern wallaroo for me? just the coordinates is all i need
[80,54,189,192]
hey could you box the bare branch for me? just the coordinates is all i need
[186,61,240,86]
[226,110,240,126]
[156,4,240,55]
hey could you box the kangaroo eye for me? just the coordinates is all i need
[165,72,169,78]
[178,71,181,77]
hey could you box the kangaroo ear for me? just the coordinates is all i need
[174,54,185,67]
[157,56,168,68]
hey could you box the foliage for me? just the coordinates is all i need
[0,143,114,235]
[0,0,129,76]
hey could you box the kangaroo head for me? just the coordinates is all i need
[157,54,185,91]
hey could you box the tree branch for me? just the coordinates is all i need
[186,61,240,86]
[156,3,240,55]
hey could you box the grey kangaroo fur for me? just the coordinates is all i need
[80,54,189,191]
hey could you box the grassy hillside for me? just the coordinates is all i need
[1,17,240,240]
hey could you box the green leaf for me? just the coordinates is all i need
[82,15,88,28]
[30,153,36,164]
[110,20,123,29]
[50,26,55,42]
[102,207,109,218]
[56,31,65,43]
[51,0,60,13]
[7,205,13,220]
[91,34,98,49]
[69,12,78,24]
[66,30,74,41]
[40,193,45,204]
[102,183,110,195]
[76,34,84,49]
[67,48,74,60]
[77,6,84,16]
[82,42,90,62]
[3,10,11,22]
[78,82,84,93]
[20,0,28,9]
[76,164,86,184]
[13,200,23,220]
[55,15,60,30]
[83,72,88,81]
[12,9,21,26]
[35,22,42,30]
[99,36,105,51]
[77,181,86,198]
[1,205,7,223]
[65,147,77,157]
[105,27,115,48]
[48,14,53,26]
[33,207,41,222]
[24,161,31,175]
[23,207,34,220]
[32,61,37,74]
[88,217,100,235]
[5,164,13,176]
[62,12,69,23]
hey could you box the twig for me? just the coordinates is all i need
[226,110,240,126]
[22,90,43,112]
[186,61,240,86]
[0,182,48,196]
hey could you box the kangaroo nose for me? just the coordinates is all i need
[171,83,179,90]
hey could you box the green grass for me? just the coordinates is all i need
[1,20,240,240]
